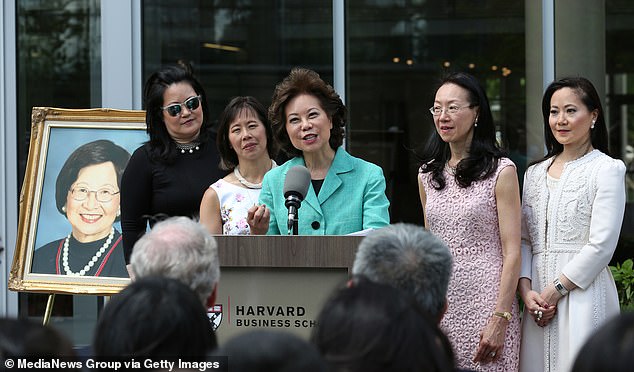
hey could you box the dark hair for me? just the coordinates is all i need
[311,278,455,372]
[417,72,506,189]
[571,312,634,372]
[216,96,277,170]
[55,140,131,220]
[143,63,212,163]
[93,276,216,359]
[211,330,329,372]
[268,67,346,157]
[0,318,76,358]
[532,76,610,165]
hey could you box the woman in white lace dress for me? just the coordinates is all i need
[199,96,277,235]
[519,77,626,372]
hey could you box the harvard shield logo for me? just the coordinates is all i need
[207,304,222,331]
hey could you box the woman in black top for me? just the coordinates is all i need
[120,64,225,266]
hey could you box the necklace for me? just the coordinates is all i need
[62,227,114,276]
[175,141,200,154]
[234,160,278,189]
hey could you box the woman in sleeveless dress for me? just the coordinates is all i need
[418,72,521,371]
[199,96,278,235]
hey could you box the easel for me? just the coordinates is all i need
[42,293,106,326]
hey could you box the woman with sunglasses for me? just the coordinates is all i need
[120,63,225,273]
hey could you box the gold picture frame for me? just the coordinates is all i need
[9,107,147,295]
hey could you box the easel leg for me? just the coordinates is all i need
[43,293,56,326]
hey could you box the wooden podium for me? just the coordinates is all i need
[212,235,363,343]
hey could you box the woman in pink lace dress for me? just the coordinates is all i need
[200,96,278,235]
[417,72,521,371]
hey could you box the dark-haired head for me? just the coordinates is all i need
[311,277,455,372]
[93,276,216,360]
[143,63,212,162]
[55,139,131,221]
[536,76,609,164]
[0,317,76,358]
[418,71,505,190]
[216,96,277,170]
[572,312,634,372]
[268,67,346,157]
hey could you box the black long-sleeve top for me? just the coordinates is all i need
[120,141,225,263]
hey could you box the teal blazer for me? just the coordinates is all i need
[259,147,390,235]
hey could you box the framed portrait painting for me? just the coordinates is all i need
[9,107,147,295]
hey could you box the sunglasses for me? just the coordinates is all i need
[161,95,201,117]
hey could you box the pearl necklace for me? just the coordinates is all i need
[234,160,277,189]
[62,228,114,276]
[175,142,200,154]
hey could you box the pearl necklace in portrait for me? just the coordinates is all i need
[175,141,200,154]
[62,227,115,276]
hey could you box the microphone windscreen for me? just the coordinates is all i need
[283,165,311,200]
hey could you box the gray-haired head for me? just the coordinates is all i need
[352,223,452,320]
[130,216,220,305]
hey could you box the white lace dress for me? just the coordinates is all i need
[209,179,261,235]
[519,150,626,372]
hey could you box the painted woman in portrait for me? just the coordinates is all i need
[31,140,130,278]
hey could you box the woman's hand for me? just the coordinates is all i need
[247,204,270,235]
[535,284,562,326]
[522,289,555,327]
[473,316,508,364]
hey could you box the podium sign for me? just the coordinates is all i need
[211,235,362,343]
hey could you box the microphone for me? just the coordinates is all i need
[283,165,311,235]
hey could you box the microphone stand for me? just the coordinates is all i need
[285,194,301,236]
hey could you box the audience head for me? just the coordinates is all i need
[93,276,216,360]
[571,312,634,372]
[541,76,609,157]
[130,216,220,307]
[0,318,76,358]
[212,330,329,372]
[268,67,346,157]
[216,96,277,170]
[352,223,452,321]
[311,278,454,372]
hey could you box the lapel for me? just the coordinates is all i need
[301,148,354,216]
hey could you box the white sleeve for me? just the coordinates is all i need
[562,160,626,289]
[520,171,534,279]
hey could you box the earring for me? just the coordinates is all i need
[474,118,478,127]
[117,209,121,217]
[591,120,596,129]
[62,206,66,213]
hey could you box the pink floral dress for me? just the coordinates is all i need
[210,179,260,235]
[419,157,520,372]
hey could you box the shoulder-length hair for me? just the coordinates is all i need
[532,76,610,165]
[417,72,506,190]
[216,96,278,170]
[55,140,131,221]
[143,63,212,163]
[268,67,346,158]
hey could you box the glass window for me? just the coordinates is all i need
[345,0,526,223]
[17,0,102,345]
[142,0,333,121]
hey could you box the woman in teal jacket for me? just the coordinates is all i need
[248,68,390,235]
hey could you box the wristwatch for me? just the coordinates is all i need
[493,311,512,321]
[553,277,569,296]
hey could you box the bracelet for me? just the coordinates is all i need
[553,277,569,296]
[492,311,512,321]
